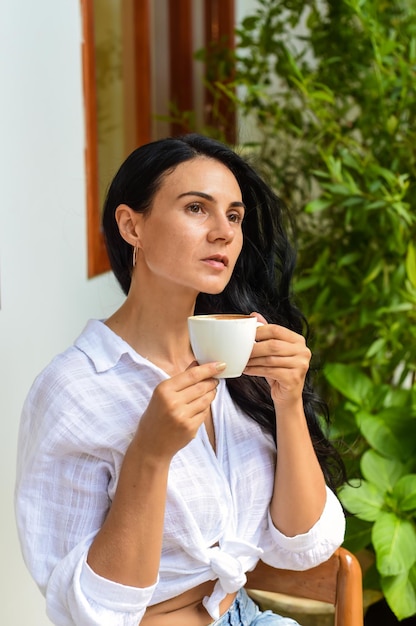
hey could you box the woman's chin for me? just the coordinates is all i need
[200,285,227,296]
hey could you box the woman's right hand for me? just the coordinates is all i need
[87,361,225,588]
[134,361,225,460]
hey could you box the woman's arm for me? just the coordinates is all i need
[244,317,327,537]
[16,359,224,625]
[270,394,327,536]
[87,361,223,587]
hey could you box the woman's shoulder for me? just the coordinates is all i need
[27,318,131,396]
[20,321,113,432]
[28,321,101,395]
[18,323,119,455]
[20,319,156,447]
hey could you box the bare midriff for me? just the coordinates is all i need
[141,580,237,626]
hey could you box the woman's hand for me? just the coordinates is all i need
[244,313,311,410]
[88,361,224,588]
[135,361,223,461]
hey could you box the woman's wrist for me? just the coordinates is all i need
[272,396,305,421]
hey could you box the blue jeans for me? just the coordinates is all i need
[209,589,301,625]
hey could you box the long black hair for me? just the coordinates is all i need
[102,133,346,491]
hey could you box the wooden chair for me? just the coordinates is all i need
[245,547,363,626]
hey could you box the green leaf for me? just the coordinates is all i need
[304,197,332,213]
[294,275,320,292]
[358,410,416,460]
[338,252,361,267]
[377,302,414,315]
[323,363,373,407]
[361,450,405,493]
[365,337,386,359]
[381,567,416,621]
[392,475,416,512]
[323,183,351,195]
[309,89,335,103]
[358,413,401,457]
[386,114,398,135]
[373,512,416,576]
[362,261,383,285]
[339,479,384,521]
[406,243,416,288]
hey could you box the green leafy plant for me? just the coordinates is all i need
[327,364,416,617]
[193,0,416,619]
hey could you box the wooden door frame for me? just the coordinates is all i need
[80,0,235,278]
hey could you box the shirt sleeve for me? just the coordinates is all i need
[46,551,157,625]
[260,486,346,571]
[15,379,156,626]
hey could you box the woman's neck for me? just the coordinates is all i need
[105,283,197,376]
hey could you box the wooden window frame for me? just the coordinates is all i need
[81,0,235,278]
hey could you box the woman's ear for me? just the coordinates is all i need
[115,204,142,247]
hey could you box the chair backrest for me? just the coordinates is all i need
[245,547,363,626]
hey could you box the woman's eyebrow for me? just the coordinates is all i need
[177,191,246,209]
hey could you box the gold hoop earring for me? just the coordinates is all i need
[132,245,138,268]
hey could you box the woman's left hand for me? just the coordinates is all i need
[243,313,311,409]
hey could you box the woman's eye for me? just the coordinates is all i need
[228,212,243,224]
[187,203,203,214]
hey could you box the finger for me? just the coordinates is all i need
[250,339,303,359]
[244,361,308,376]
[150,380,217,427]
[173,361,226,392]
[246,354,309,369]
[186,386,218,419]
[243,366,308,391]
[247,346,311,369]
[244,355,311,383]
[180,377,220,406]
[166,386,218,434]
[250,311,268,325]
[250,337,311,367]
[255,323,305,344]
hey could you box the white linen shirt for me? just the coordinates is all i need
[15,319,345,626]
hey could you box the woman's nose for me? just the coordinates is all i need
[207,214,235,243]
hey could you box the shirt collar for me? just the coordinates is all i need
[74,319,145,373]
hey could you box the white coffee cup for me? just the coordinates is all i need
[188,314,259,378]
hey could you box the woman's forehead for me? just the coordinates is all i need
[158,157,241,194]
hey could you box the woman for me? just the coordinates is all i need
[15,134,346,626]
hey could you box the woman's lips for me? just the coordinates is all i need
[201,255,229,269]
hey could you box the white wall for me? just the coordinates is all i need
[0,2,123,623]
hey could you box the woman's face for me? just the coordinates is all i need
[134,157,245,295]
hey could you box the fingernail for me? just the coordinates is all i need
[215,362,227,371]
